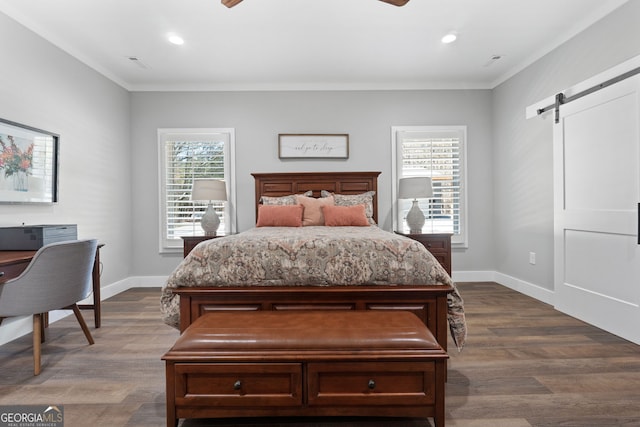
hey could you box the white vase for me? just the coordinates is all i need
[405,199,425,234]
[13,170,28,192]
[200,203,220,236]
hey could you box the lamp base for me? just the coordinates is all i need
[200,203,220,237]
[405,199,425,234]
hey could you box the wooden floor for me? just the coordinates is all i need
[0,282,639,427]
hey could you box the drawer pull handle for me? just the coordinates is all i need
[368,379,376,390]
[233,380,242,390]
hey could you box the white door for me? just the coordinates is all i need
[554,74,640,344]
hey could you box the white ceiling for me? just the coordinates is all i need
[0,0,629,91]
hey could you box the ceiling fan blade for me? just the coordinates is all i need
[379,0,410,6]
[222,0,243,7]
[222,0,409,8]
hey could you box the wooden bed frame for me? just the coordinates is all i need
[174,171,453,353]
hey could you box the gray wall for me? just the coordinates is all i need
[0,12,132,286]
[2,0,639,296]
[130,90,494,276]
[492,0,640,291]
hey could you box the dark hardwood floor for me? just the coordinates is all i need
[0,282,639,427]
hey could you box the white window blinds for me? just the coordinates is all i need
[158,129,235,251]
[392,126,467,246]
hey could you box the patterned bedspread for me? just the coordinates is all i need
[161,226,466,350]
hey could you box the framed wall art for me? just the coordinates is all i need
[278,134,349,159]
[0,118,59,203]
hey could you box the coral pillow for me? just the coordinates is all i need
[256,204,304,227]
[295,195,334,226]
[322,204,370,226]
[320,190,376,225]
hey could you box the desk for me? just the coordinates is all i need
[0,244,104,328]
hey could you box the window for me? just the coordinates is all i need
[391,126,467,247]
[158,128,236,252]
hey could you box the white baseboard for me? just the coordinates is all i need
[451,270,555,305]
[0,310,75,347]
[1,272,554,347]
[493,272,555,305]
[0,276,169,346]
[451,270,497,283]
[77,276,167,304]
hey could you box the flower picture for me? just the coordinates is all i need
[0,118,59,203]
[0,135,34,177]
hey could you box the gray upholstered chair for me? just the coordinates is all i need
[0,239,98,375]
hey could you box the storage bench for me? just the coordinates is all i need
[162,310,448,427]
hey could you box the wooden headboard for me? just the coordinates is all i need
[252,171,381,223]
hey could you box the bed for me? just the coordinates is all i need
[161,171,466,353]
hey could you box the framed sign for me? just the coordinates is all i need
[0,118,59,203]
[278,134,349,159]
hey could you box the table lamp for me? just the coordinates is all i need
[398,177,433,234]
[191,179,227,236]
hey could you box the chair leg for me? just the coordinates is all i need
[40,313,46,343]
[32,314,42,376]
[71,304,94,345]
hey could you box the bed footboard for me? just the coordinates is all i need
[175,285,452,353]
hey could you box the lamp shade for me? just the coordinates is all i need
[398,177,433,199]
[191,179,227,202]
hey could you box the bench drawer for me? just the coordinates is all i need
[173,363,302,408]
[307,361,436,406]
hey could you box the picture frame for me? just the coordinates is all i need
[0,118,59,204]
[278,134,349,159]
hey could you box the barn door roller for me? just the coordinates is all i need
[537,66,640,123]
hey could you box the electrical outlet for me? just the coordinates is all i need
[529,252,536,265]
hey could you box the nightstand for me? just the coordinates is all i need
[395,232,452,276]
[181,235,229,258]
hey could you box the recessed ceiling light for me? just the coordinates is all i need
[167,34,184,45]
[441,33,457,44]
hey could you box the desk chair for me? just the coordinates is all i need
[0,239,98,375]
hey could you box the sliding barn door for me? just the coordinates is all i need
[553,74,640,344]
